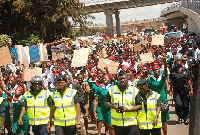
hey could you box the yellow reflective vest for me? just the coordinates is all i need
[24,90,51,125]
[53,85,77,126]
[108,85,139,127]
[137,91,162,129]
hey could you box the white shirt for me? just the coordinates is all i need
[92,44,97,50]
[100,84,112,90]
[8,84,18,107]
[193,48,200,62]
[121,61,130,67]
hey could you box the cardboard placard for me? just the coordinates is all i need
[133,36,138,40]
[151,35,165,46]
[38,43,48,61]
[140,53,154,64]
[23,68,42,81]
[98,58,119,74]
[128,44,134,48]
[52,52,64,61]
[71,48,90,67]
[134,43,142,52]
[164,39,171,45]
[100,48,107,59]
[140,40,147,45]
[15,45,29,68]
[0,46,12,66]
[40,60,50,68]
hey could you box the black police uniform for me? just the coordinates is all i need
[170,66,191,123]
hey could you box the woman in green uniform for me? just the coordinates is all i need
[2,86,12,134]
[3,86,29,135]
[94,74,114,135]
[12,86,29,135]
[147,55,169,135]
[85,69,101,130]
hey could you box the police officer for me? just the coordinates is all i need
[47,75,81,135]
[169,53,193,125]
[18,75,52,135]
[105,71,142,135]
[136,79,162,135]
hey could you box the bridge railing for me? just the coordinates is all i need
[84,0,129,6]
[161,2,181,14]
[161,0,200,15]
[181,0,200,14]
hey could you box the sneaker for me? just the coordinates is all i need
[184,119,189,125]
[177,118,182,124]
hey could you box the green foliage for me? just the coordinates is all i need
[18,34,44,46]
[71,29,104,38]
[0,0,91,44]
[0,34,12,48]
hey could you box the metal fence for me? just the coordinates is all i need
[161,2,181,14]
[161,0,200,15]
[181,0,200,14]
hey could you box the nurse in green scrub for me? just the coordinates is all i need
[94,74,114,135]
[3,86,29,135]
[147,55,170,135]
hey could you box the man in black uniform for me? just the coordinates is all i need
[169,53,193,125]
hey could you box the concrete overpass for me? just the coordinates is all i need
[85,0,181,13]
[83,0,181,37]
[74,17,167,34]
[161,1,200,35]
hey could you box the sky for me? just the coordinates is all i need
[79,0,179,25]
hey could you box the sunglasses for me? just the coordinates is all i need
[137,84,145,88]
[137,84,147,89]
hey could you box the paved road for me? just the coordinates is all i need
[79,95,189,135]
[5,96,189,135]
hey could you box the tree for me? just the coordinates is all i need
[0,0,92,43]
[0,34,12,48]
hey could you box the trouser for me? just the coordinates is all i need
[32,124,48,135]
[55,125,76,135]
[114,125,138,135]
[174,92,190,120]
[139,128,161,135]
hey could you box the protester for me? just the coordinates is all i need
[77,73,90,134]
[0,30,198,135]
[147,55,170,135]
[94,74,114,135]
[3,86,29,135]
[169,53,193,125]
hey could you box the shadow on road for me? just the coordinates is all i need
[167,120,177,125]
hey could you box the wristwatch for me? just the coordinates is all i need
[155,115,159,118]
[77,122,80,125]
[0,126,4,130]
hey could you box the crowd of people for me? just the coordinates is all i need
[0,31,199,135]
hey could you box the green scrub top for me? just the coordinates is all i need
[94,85,112,110]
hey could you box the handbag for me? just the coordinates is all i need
[160,102,169,114]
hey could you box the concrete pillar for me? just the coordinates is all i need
[114,10,121,37]
[187,17,198,34]
[104,10,114,37]
[177,23,183,31]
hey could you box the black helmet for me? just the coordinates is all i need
[35,61,42,68]
[31,75,42,84]
[175,53,183,61]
